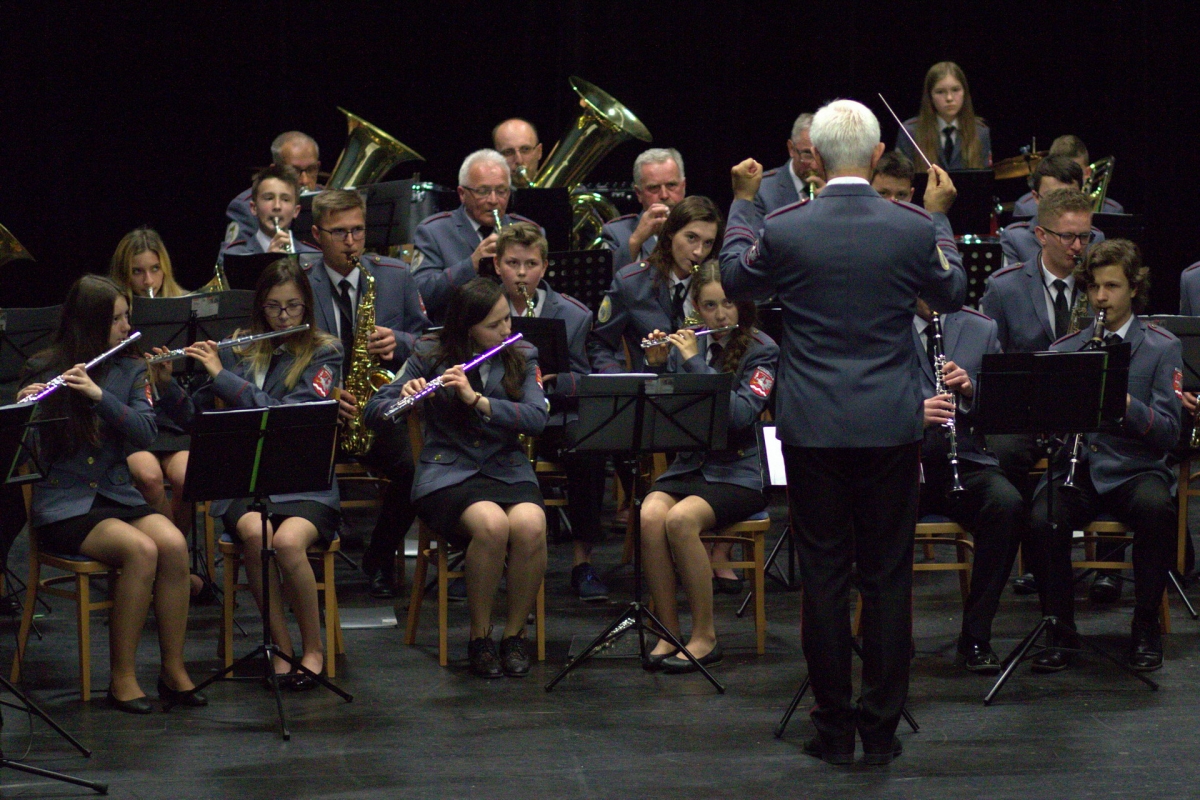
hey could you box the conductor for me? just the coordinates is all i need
[719,99,966,765]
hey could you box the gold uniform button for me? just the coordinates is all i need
[88,481,98,489]
[86,457,95,465]
[473,440,481,447]
[433,454,442,461]
[1090,445,1099,453]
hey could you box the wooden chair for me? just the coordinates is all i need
[701,511,770,654]
[1073,515,1171,632]
[10,482,115,702]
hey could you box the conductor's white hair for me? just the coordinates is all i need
[809,100,880,173]
[632,148,685,187]
[459,149,511,187]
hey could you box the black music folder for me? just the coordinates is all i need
[510,316,570,375]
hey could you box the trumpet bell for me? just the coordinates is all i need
[326,108,425,190]
[0,223,34,267]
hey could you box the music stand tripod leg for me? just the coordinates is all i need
[0,758,107,795]
[773,673,811,739]
[0,676,106,793]
[1167,571,1199,619]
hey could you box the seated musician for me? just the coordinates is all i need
[363,278,548,678]
[1000,156,1106,268]
[754,112,826,215]
[896,61,992,171]
[185,258,343,689]
[411,150,541,324]
[601,147,687,269]
[1013,135,1124,216]
[1028,239,1181,673]
[588,196,724,374]
[225,131,322,243]
[870,150,915,203]
[494,222,609,601]
[219,164,319,264]
[639,262,778,672]
[18,275,203,713]
[492,118,542,187]
[913,298,1024,673]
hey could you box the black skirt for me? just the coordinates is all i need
[145,431,190,454]
[651,473,767,530]
[221,499,341,546]
[36,496,158,557]
[414,476,544,547]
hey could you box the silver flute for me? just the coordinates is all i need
[1062,309,1108,490]
[382,333,523,420]
[640,324,737,349]
[20,332,143,404]
[930,312,965,495]
[145,325,310,365]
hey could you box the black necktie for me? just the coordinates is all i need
[477,224,494,240]
[1052,279,1070,339]
[925,328,938,375]
[943,126,956,164]
[334,279,355,371]
[671,282,688,329]
[708,342,723,368]
[1104,333,1121,347]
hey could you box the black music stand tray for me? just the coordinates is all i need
[545,372,732,694]
[181,401,353,739]
[0,403,106,795]
[974,346,1156,704]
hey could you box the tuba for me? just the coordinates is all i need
[1083,156,1115,213]
[326,108,425,190]
[0,223,34,267]
[527,77,653,250]
[339,257,396,456]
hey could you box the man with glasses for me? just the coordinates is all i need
[601,147,687,270]
[493,119,542,187]
[999,156,1106,268]
[225,131,323,243]
[412,149,542,324]
[753,113,826,216]
[305,188,431,598]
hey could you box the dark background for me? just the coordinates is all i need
[2,1,1196,310]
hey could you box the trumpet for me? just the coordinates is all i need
[640,324,737,349]
[930,312,965,495]
[145,325,309,365]
[517,283,536,316]
[20,332,143,404]
[490,209,505,235]
[272,216,296,255]
[1062,308,1108,490]
[801,169,821,200]
[382,333,522,420]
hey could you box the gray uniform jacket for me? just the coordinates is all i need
[302,254,431,373]
[532,282,593,426]
[363,338,547,501]
[999,215,1105,268]
[654,331,779,492]
[217,232,319,266]
[587,261,674,374]
[600,213,656,272]
[28,355,157,527]
[980,258,1078,354]
[1047,317,1182,494]
[754,162,801,217]
[719,186,966,448]
[225,188,256,243]
[411,206,541,323]
[917,308,1001,469]
[1179,262,1200,315]
[1013,192,1123,217]
[896,119,992,171]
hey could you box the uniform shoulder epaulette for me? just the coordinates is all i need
[422,211,453,225]
[558,292,590,313]
[750,330,776,346]
[1006,220,1031,230]
[609,213,638,223]
[509,212,538,225]
[514,339,537,355]
[301,259,316,272]
[1050,330,1083,347]
[892,202,932,221]
[960,307,993,321]
[367,254,404,269]
[1183,261,1200,274]
[227,239,246,247]
[1147,322,1177,340]
[989,264,1023,280]
[761,167,780,178]
[618,261,652,279]
[765,198,809,220]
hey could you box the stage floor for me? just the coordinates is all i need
[2,494,1199,799]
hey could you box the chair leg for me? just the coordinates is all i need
[404,542,430,646]
[754,533,767,655]
[1161,588,1172,634]
[437,548,450,667]
[852,593,863,638]
[323,552,339,678]
[222,552,238,669]
[77,574,92,702]
[536,580,546,662]
[204,509,217,586]
[10,557,40,683]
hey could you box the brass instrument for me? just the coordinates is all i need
[513,164,531,188]
[930,312,965,495]
[517,283,537,316]
[526,77,653,250]
[326,108,424,190]
[0,223,34,267]
[1083,156,1115,213]
[1063,308,1108,490]
[490,209,506,235]
[801,169,821,200]
[339,257,396,456]
[1190,400,1200,449]
[1065,281,1090,336]
[272,216,296,254]
[192,262,231,295]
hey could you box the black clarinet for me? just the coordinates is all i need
[1062,308,1108,490]
[930,312,965,495]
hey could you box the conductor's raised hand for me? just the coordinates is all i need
[731,159,764,202]
[923,164,957,215]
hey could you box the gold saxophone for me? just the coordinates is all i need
[518,282,536,316]
[339,257,396,456]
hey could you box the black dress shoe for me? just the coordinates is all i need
[644,648,679,672]
[106,689,153,715]
[956,639,1001,674]
[366,568,397,599]
[157,676,208,707]
[1129,620,1163,672]
[499,634,531,678]
[713,576,744,595]
[468,636,503,678]
[1012,572,1038,595]
[1031,628,1079,673]
[288,670,321,691]
[862,737,903,765]
[803,735,855,766]
[661,643,723,674]
[1089,573,1122,603]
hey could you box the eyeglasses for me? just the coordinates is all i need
[1040,227,1095,246]
[316,226,366,240]
[263,302,306,318]
[464,185,511,199]
[498,146,538,158]
[292,163,321,178]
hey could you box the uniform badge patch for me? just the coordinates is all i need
[597,296,612,324]
[746,241,760,266]
[535,365,544,390]
[749,367,775,398]
[1174,368,1184,400]
[410,251,424,269]
[937,247,951,272]
[145,383,154,406]
[418,291,427,317]
[312,365,334,398]
[224,221,240,245]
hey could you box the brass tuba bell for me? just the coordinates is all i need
[0,223,34,267]
[326,107,425,190]
[1083,155,1115,213]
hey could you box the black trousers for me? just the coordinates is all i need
[988,433,1041,500]
[783,442,920,747]
[920,461,1024,644]
[356,421,417,573]
[1029,469,1175,627]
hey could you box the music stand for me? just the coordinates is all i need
[181,401,353,739]
[0,403,106,795]
[912,169,995,236]
[974,346,1157,704]
[545,250,614,314]
[509,317,570,376]
[545,372,732,693]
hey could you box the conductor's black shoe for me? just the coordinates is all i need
[802,735,855,766]
[661,643,723,674]
[499,634,531,677]
[1129,620,1164,672]
[1031,628,1078,673]
[366,568,397,599]
[1089,573,1122,603]
[955,638,1001,674]
[468,636,503,678]
[106,689,153,715]
[862,737,903,765]
[1012,572,1038,595]
[157,676,208,707]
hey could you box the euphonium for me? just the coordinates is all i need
[339,258,396,456]
[191,261,231,295]
[326,108,424,190]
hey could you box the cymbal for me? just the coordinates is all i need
[993,151,1047,180]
